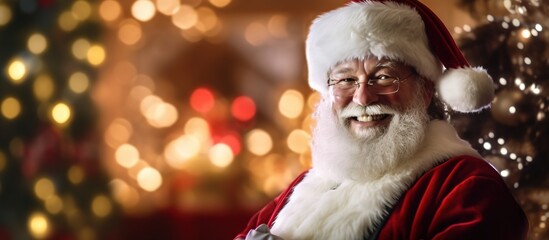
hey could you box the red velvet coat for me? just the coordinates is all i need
[235,156,528,239]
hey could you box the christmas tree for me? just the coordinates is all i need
[0,1,118,239]
[454,0,549,238]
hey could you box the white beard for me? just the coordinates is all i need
[311,95,430,182]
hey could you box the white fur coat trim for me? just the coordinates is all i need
[270,120,479,239]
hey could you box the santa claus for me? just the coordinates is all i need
[235,0,528,239]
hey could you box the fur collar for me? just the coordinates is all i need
[270,120,479,239]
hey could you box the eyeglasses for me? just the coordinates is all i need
[327,72,416,96]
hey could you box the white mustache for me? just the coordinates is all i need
[339,104,397,118]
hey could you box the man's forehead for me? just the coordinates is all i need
[330,58,412,73]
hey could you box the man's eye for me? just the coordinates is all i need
[372,75,396,86]
[336,78,357,85]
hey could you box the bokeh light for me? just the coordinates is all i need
[172,5,198,30]
[45,195,63,214]
[115,144,140,168]
[27,33,48,54]
[110,179,139,208]
[279,89,304,119]
[156,0,180,15]
[34,177,56,200]
[132,0,156,22]
[0,4,12,26]
[231,96,256,121]
[137,167,163,192]
[105,118,133,148]
[1,97,21,120]
[87,44,106,66]
[195,7,218,33]
[143,101,179,128]
[91,195,112,218]
[209,0,231,8]
[184,117,210,143]
[190,88,215,113]
[0,151,6,172]
[218,133,241,155]
[51,102,72,125]
[67,165,85,185]
[118,19,143,45]
[209,143,233,168]
[71,38,90,60]
[245,22,268,46]
[71,1,92,21]
[246,129,273,156]
[7,58,27,83]
[33,75,54,101]
[28,212,50,239]
[68,72,90,94]
[287,129,310,154]
[99,0,122,22]
[58,11,78,31]
[267,14,288,38]
[164,135,202,169]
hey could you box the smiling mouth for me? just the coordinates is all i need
[352,114,391,122]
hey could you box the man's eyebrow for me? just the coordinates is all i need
[330,67,355,75]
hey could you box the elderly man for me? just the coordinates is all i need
[235,0,528,239]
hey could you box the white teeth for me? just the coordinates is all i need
[357,115,373,122]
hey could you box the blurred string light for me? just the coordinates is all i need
[190,88,215,113]
[7,58,28,83]
[0,3,12,26]
[27,33,48,55]
[99,0,122,22]
[172,5,198,30]
[68,72,90,94]
[51,102,72,125]
[279,89,305,119]
[156,0,181,15]
[1,97,21,120]
[137,167,163,192]
[67,165,85,185]
[115,144,140,168]
[231,96,256,122]
[28,212,50,239]
[208,143,233,168]
[91,195,112,217]
[118,19,143,45]
[132,0,157,22]
[33,75,55,101]
[246,129,273,156]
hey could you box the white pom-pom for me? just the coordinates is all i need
[437,67,495,113]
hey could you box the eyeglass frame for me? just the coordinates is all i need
[326,71,417,95]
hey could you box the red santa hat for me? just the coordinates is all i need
[306,0,495,113]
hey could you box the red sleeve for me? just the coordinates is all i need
[233,171,309,240]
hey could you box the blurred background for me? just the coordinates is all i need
[0,0,548,239]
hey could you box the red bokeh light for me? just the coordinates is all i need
[190,88,215,113]
[231,96,256,121]
[219,134,241,155]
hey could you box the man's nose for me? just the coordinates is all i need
[352,82,379,106]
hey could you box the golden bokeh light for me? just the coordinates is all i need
[184,117,210,143]
[118,19,143,45]
[209,143,233,168]
[0,151,6,172]
[144,102,179,128]
[245,22,268,46]
[1,97,21,120]
[267,14,288,38]
[110,179,139,208]
[195,7,218,33]
[99,0,122,22]
[34,177,56,200]
[164,135,202,169]
[140,95,162,115]
[71,1,92,21]
[307,92,321,110]
[132,0,156,22]
[71,38,90,60]
[58,11,78,31]
[279,89,304,119]
[51,102,72,125]
[209,0,231,8]
[156,0,180,15]
[68,72,90,94]
[105,118,133,148]
[28,212,50,239]
[0,4,12,26]
[181,28,204,42]
[68,165,85,185]
[87,44,106,66]
[7,59,27,82]
[287,129,311,154]
[33,75,55,101]
[45,195,63,214]
[171,5,198,30]
[92,195,112,218]
[137,167,163,192]
[115,144,140,168]
[246,129,273,156]
[27,33,48,54]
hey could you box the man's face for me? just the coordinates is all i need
[328,57,431,139]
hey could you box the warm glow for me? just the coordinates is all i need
[246,129,273,156]
[7,59,27,82]
[0,4,12,26]
[110,179,139,208]
[118,19,143,45]
[0,151,6,172]
[156,0,180,15]
[33,75,54,101]
[68,72,90,93]
[181,28,204,42]
[28,33,48,54]
[195,7,218,33]
[92,195,112,218]
[209,143,233,168]
[184,117,210,143]
[137,167,163,192]
[209,0,231,8]
[51,102,72,124]
[140,95,162,115]
[99,0,122,22]
[28,212,50,239]
[231,96,256,121]
[521,29,531,39]
[267,15,288,38]
[45,195,63,214]
[219,134,241,155]
[164,135,202,169]
[132,0,156,22]
[171,5,198,30]
[105,118,133,148]
[72,1,92,21]
[144,102,179,128]
[190,88,215,113]
[71,38,90,60]
[307,92,320,110]
[58,11,78,32]
[245,22,268,46]
[34,178,56,200]
[279,89,304,119]
[87,44,106,66]
[115,144,140,168]
[68,165,85,185]
[1,97,21,120]
[287,129,311,154]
